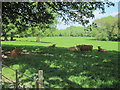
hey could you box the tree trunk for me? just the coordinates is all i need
[36,34,40,42]
[4,34,8,41]
[10,36,14,41]
[10,32,14,41]
[0,2,2,89]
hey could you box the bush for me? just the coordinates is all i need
[96,32,109,41]
[101,37,109,41]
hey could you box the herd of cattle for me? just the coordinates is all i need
[48,44,108,53]
[2,44,108,58]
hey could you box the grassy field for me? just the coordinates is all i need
[2,37,119,51]
[2,37,120,88]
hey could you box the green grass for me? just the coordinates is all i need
[2,37,120,88]
[2,37,119,51]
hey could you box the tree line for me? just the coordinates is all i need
[2,2,116,41]
[91,13,120,41]
[2,13,119,41]
[47,13,120,41]
[47,26,89,37]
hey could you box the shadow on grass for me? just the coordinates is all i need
[16,40,52,43]
[40,41,52,43]
[87,38,98,41]
[2,45,120,88]
[87,38,107,41]
[29,41,52,43]
[87,38,120,42]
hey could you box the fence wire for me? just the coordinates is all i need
[2,64,49,89]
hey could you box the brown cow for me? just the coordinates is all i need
[48,44,56,48]
[98,46,107,52]
[67,46,78,51]
[10,48,23,57]
[76,45,93,53]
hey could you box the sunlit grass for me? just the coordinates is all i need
[2,37,119,88]
[2,37,119,51]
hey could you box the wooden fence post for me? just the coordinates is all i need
[16,70,18,89]
[38,70,43,89]
[36,81,39,90]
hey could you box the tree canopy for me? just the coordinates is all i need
[91,14,120,41]
[2,2,115,41]
[59,26,85,37]
[3,2,115,25]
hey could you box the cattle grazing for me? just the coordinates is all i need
[10,48,23,57]
[67,46,78,51]
[48,44,56,48]
[98,46,107,52]
[76,45,93,53]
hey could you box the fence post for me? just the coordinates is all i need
[36,81,39,90]
[38,70,43,89]
[16,70,18,89]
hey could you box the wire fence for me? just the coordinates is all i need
[2,64,49,89]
